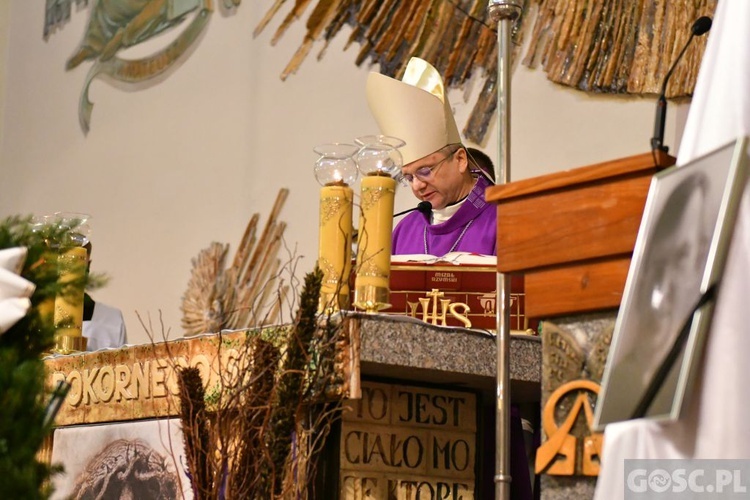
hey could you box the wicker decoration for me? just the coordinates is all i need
[255,0,717,144]
[181,189,289,335]
[523,0,716,96]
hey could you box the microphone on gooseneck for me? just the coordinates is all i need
[651,16,712,153]
[393,201,432,218]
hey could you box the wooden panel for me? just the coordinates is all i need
[486,150,673,203]
[497,175,652,272]
[525,257,632,318]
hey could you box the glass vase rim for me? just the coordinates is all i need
[313,143,360,158]
[355,135,406,148]
[53,211,91,222]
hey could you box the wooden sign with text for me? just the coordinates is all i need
[340,381,477,499]
[44,332,258,426]
[44,323,358,427]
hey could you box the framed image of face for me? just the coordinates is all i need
[50,418,191,500]
[594,136,750,429]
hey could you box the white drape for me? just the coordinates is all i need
[0,247,33,335]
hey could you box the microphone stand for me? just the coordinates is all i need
[650,34,695,153]
[487,2,521,499]
[651,16,712,153]
[393,201,432,218]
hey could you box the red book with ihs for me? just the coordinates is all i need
[385,253,531,332]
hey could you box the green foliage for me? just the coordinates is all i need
[0,215,98,498]
[265,266,324,495]
[0,216,64,356]
[0,350,57,499]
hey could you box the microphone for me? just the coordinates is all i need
[651,16,712,153]
[394,201,432,218]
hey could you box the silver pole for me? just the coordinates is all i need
[487,2,521,499]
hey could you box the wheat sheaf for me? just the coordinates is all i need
[181,189,289,336]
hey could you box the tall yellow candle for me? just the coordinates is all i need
[35,250,59,334]
[318,183,354,313]
[53,246,88,353]
[354,173,396,312]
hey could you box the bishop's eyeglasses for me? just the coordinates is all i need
[395,149,457,186]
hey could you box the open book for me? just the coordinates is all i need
[391,252,496,266]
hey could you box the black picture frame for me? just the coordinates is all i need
[594,136,750,429]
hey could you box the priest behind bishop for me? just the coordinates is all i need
[366,57,497,257]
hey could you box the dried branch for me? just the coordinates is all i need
[177,367,212,499]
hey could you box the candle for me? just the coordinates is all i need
[53,246,88,353]
[354,173,396,312]
[318,183,354,313]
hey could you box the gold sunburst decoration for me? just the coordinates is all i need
[181,189,290,336]
[255,0,716,144]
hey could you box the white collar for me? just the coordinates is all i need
[432,196,466,224]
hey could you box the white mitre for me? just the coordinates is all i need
[366,57,462,165]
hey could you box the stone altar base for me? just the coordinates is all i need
[537,312,616,500]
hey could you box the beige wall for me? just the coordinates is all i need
[0,1,687,345]
[0,0,10,147]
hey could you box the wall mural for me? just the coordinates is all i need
[43,0,717,140]
[256,0,717,144]
[44,0,237,133]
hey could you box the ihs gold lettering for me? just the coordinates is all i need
[407,289,472,328]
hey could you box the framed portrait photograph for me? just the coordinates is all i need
[594,136,750,429]
[50,418,191,500]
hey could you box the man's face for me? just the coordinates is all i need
[399,147,468,210]
[646,189,707,337]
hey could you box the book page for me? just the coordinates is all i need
[391,252,496,266]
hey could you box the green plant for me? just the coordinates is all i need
[0,216,99,498]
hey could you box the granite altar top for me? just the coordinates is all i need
[351,313,541,401]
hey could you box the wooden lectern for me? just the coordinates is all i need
[486,150,675,318]
[485,150,675,500]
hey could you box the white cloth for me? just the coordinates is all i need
[0,247,33,335]
[595,2,750,498]
[0,247,26,274]
[83,301,127,351]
